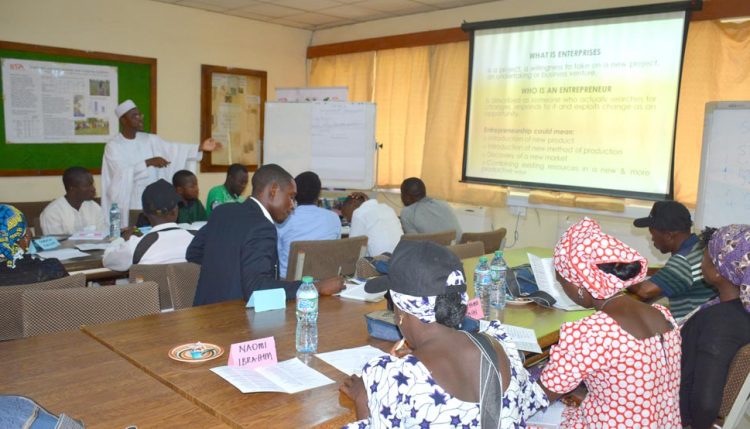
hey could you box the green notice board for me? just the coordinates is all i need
[0,41,156,176]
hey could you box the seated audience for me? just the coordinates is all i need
[400,177,462,242]
[40,167,106,235]
[205,163,247,216]
[276,171,341,279]
[340,240,547,427]
[188,164,343,305]
[341,192,403,256]
[629,200,716,319]
[103,179,195,271]
[680,225,750,429]
[172,170,207,224]
[0,204,67,286]
[539,217,682,428]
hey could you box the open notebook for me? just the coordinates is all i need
[527,253,586,311]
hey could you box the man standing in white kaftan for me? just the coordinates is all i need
[101,100,221,227]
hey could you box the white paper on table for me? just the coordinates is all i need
[37,248,90,261]
[68,231,108,241]
[498,324,542,354]
[75,243,111,251]
[527,401,565,428]
[527,254,586,311]
[315,345,388,376]
[211,358,334,394]
[338,280,385,302]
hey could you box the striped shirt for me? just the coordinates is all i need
[650,234,717,319]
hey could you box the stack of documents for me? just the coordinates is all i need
[211,358,334,394]
[527,254,586,311]
[315,345,387,376]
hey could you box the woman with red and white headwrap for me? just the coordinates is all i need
[680,225,750,429]
[538,217,682,428]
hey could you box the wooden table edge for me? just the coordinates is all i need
[80,325,244,429]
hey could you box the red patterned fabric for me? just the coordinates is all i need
[541,305,682,428]
[554,217,648,299]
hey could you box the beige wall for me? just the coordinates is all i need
[312,0,664,45]
[1,0,673,264]
[0,0,311,202]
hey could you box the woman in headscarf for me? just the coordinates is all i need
[539,217,682,428]
[340,240,548,428]
[680,225,750,429]
[0,204,67,286]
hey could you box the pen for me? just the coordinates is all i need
[337,266,342,277]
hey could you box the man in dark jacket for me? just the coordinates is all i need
[187,164,343,305]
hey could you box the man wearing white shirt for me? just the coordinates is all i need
[40,167,107,235]
[101,99,221,227]
[103,179,195,272]
[342,193,403,256]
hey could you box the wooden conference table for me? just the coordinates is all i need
[78,244,592,428]
[0,330,227,428]
[2,247,592,428]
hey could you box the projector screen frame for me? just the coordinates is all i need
[460,1,694,201]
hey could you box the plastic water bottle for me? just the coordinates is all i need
[296,276,318,354]
[474,256,492,318]
[490,250,508,309]
[109,203,121,239]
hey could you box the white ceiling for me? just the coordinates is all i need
[151,0,498,30]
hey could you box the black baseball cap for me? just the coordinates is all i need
[633,200,692,231]
[141,179,180,215]
[365,241,467,296]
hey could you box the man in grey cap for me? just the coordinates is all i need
[101,99,222,228]
[628,200,716,319]
[103,179,196,272]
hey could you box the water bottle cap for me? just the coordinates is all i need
[479,256,488,262]
[111,203,118,208]
[302,276,314,283]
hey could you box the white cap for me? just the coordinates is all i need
[115,99,137,118]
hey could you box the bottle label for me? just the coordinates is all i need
[476,271,492,286]
[297,298,317,313]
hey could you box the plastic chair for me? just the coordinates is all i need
[286,236,368,281]
[717,344,750,428]
[459,228,507,254]
[0,273,86,341]
[22,281,160,337]
[448,241,485,259]
[130,264,171,310]
[400,230,456,246]
[166,262,201,310]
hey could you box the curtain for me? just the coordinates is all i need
[674,20,750,205]
[421,42,507,206]
[308,19,750,207]
[373,47,430,187]
[308,51,375,102]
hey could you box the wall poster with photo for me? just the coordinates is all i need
[1,58,118,144]
[200,64,266,172]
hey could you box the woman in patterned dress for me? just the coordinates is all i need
[538,217,682,428]
[340,240,548,428]
[680,225,750,428]
[0,204,67,286]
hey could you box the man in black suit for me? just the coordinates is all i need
[187,164,344,306]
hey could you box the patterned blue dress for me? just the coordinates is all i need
[343,321,548,428]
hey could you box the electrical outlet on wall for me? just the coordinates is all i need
[510,206,527,217]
